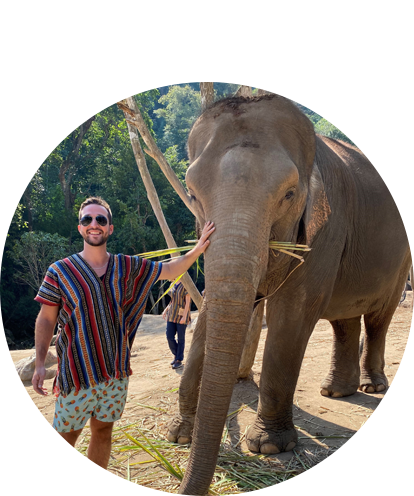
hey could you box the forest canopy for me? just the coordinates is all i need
[0,83,353,348]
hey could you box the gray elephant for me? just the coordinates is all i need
[163,94,411,494]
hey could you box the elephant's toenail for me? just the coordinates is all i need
[167,432,177,442]
[377,384,385,392]
[285,442,296,451]
[261,444,280,454]
[320,389,330,397]
[177,436,191,444]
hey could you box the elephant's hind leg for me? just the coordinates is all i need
[321,316,361,397]
[359,307,394,393]
[167,304,206,444]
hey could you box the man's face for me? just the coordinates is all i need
[78,204,114,247]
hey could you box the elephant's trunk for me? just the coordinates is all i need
[179,251,263,494]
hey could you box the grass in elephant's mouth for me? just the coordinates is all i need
[75,416,338,494]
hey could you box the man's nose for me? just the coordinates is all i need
[89,217,101,228]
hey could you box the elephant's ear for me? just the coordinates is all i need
[301,164,331,246]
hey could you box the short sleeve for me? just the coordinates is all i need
[34,265,61,306]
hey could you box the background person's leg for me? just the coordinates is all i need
[166,321,178,358]
[47,429,82,496]
[175,323,187,362]
[88,417,114,469]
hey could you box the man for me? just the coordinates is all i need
[32,196,214,469]
[162,281,191,369]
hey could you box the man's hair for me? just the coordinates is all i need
[78,197,113,225]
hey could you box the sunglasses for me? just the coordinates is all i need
[79,215,109,227]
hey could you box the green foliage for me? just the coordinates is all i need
[154,85,201,161]
[11,231,70,292]
[0,190,23,239]
[1,82,354,347]
[314,118,354,145]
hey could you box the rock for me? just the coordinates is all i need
[15,350,58,381]
[382,379,414,414]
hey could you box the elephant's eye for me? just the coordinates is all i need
[285,190,295,200]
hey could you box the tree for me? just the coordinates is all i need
[0,190,23,239]
[11,231,69,292]
[200,82,214,111]
[153,85,201,161]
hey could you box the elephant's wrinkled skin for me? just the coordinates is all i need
[167,95,411,495]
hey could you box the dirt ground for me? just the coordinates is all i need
[10,291,413,490]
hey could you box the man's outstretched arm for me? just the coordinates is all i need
[159,221,215,281]
[32,303,59,395]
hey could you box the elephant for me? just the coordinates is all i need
[163,94,411,494]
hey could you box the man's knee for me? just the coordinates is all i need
[90,417,114,436]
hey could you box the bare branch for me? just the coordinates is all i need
[200,82,214,111]
[234,85,253,97]
[120,110,203,310]
[118,98,203,220]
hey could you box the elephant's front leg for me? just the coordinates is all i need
[167,302,207,444]
[246,299,317,454]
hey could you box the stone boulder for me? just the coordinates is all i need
[382,379,414,414]
[15,350,58,382]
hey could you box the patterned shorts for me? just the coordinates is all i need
[53,378,129,433]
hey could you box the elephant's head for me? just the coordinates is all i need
[177,95,330,494]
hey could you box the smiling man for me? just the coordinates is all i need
[32,196,214,469]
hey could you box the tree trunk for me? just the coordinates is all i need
[237,300,265,379]
[200,83,214,111]
[117,98,203,220]
[235,85,253,97]
[272,83,285,93]
[121,107,203,310]
[257,83,267,96]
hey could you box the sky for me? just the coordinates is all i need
[381,83,407,94]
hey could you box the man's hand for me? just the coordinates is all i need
[159,221,215,281]
[32,366,48,395]
[194,221,215,255]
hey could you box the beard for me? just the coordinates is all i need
[81,230,110,247]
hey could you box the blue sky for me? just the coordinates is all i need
[381,83,407,94]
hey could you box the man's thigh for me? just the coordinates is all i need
[53,378,129,433]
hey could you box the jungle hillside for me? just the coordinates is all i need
[0,82,353,349]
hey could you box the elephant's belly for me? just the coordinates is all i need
[321,285,392,322]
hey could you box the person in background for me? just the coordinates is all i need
[32,196,215,469]
[162,281,191,369]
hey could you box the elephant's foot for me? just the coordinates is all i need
[359,371,388,394]
[246,419,297,454]
[320,372,359,398]
[166,414,195,444]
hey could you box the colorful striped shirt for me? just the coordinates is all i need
[35,253,162,396]
[165,282,191,325]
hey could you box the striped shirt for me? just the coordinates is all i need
[165,282,191,325]
[35,253,162,396]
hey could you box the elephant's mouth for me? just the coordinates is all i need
[254,293,266,308]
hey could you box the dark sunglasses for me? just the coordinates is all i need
[79,215,109,227]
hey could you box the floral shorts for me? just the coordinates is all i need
[53,378,129,433]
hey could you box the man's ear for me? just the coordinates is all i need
[109,224,114,235]
[300,163,331,246]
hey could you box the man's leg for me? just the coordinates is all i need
[87,417,114,469]
[48,429,82,496]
